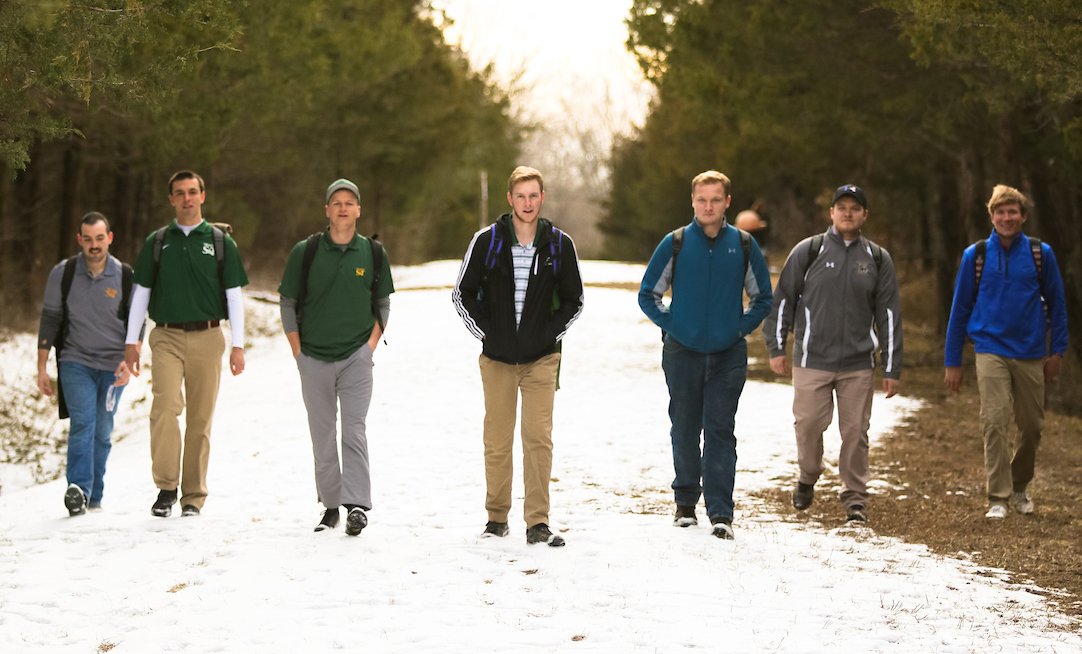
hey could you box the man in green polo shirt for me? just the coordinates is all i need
[278,178,394,536]
[124,170,249,518]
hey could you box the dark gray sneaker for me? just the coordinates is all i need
[151,489,177,518]
[846,505,868,522]
[673,504,698,527]
[64,483,87,517]
[344,507,368,536]
[710,517,735,540]
[792,483,814,511]
[482,521,509,537]
[181,505,200,517]
[526,523,565,547]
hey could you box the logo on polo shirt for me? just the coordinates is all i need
[356,268,365,276]
[202,242,215,255]
[106,288,118,298]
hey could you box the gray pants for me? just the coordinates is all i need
[297,345,374,510]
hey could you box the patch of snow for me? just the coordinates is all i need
[0,262,1077,652]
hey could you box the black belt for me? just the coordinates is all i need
[161,320,220,332]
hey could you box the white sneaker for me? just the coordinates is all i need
[1010,491,1034,515]
[985,504,1009,519]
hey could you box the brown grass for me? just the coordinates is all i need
[746,278,1082,617]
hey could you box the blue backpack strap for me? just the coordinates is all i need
[484,224,503,272]
[550,227,563,275]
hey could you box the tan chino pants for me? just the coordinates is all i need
[148,326,226,509]
[479,352,560,527]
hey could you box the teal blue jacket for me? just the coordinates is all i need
[639,219,773,353]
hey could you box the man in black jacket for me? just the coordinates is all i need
[453,166,584,546]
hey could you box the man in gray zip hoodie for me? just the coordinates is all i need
[761,185,903,523]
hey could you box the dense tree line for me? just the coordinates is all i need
[0,0,519,324]
[603,0,1082,394]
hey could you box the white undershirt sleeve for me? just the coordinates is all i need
[126,284,151,345]
[226,286,244,349]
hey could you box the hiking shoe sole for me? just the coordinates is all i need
[345,508,367,536]
[64,484,86,517]
[711,521,735,540]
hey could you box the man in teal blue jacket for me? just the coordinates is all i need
[945,184,1068,520]
[638,170,773,540]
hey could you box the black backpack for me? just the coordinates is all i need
[295,232,386,338]
[55,256,133,419]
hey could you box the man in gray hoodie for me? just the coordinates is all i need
[761,185,902,523]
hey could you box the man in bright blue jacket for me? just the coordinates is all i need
[945,185,1068,520]
[639,171,773,540]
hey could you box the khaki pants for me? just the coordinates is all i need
[479,353,560,527]
[974,353,1044,501]
[149,326,225,509]
[792,367,874,509]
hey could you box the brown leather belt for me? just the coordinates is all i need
[161,320,220,332]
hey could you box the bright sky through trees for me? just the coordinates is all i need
[432,0,651,135]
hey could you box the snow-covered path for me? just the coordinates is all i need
[1,261,1078,653]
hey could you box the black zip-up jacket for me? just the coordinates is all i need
[453,214,584,364]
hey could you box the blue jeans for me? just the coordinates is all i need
[60,361,124,504]
[662,337,747,522]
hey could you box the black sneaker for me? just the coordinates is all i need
[64,483,87,517]
[792,482,814,511]
[151,489,178,518]
[344,507,368,536]
[181,505,200,517]
[710,517,735,540]
[482,521,509,537]
[526,523,565,547]
[673,504,698,527]
[314,508,340,532]
[846,505,868,522]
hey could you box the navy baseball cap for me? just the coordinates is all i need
[832,184,866,208]
[326,178,360,203]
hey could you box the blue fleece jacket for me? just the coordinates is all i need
[639,219,773,354]
[945,230,1068,367]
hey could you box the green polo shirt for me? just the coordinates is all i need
[132,220,249,323]
[278,232,394,362]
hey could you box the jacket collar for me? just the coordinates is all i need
[497,213,552,247]
[989,228,1028,254]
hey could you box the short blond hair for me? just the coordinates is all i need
[508,166,544,194]
[691,170,731,196]
[987,184,1028,216]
